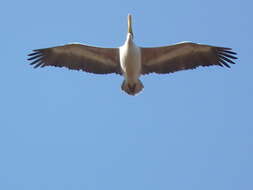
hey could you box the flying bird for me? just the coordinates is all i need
[28,14,237,95]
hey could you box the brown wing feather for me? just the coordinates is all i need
[28,44,121,74]
[141,42,237,74]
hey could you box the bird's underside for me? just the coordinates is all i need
[28,14,237,96]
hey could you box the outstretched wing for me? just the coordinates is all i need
[141,42,237,74]
[28,43,121,74]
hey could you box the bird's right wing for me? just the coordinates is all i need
[141,42,237,74]
[28,43,121,74]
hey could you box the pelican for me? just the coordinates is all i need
[28,14,237,95]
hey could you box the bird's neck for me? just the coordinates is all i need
[126,33,134,45]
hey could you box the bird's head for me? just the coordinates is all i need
[127,14,134,39]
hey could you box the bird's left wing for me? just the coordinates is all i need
[141,42,237,74]
[28,43,121,74]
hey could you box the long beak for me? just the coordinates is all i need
[128,14,133,35]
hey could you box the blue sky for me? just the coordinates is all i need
[0,0,252,189]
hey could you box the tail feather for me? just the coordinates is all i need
[121,79,144,96]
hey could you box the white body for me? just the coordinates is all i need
[119,33,144,95]
[120,34,141,84]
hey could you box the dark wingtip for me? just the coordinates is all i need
[219,59,231,68]
[218,52,238,60]
[221,50,237,55]
[27,47,51,70]
[217,47,232,51]
[220,55,236,64]
[28,49,44,68]
[27,54,42,61]
[215,46,237,68]
[29,57,43,65]
[33,61,44,68]
[28,52,40,56]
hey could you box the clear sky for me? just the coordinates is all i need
[0,0,252,190]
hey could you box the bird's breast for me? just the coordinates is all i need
[119,42,141,82]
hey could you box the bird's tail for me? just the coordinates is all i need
[121,79,144,96]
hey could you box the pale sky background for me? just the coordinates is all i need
[0,0,252,190]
